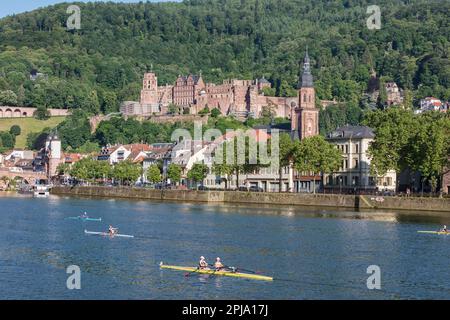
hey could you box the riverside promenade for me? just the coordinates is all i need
[51,186,450,214]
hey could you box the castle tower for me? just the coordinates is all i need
[292,49,319,140]
[47,132,62,177]
[140,72,159,105]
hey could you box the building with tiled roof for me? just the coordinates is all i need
[324,125,396,192]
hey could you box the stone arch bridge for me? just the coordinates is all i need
[0,169,47,186]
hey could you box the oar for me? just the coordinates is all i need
[210,264,262,274]
[184,267,200,277]
[230,266,262,274]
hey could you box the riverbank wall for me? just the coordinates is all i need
[51,186,450,213]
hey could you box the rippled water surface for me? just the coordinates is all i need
[0,193,449,299]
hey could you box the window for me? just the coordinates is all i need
[328,176,333,185]
[345,145,349,153]
[355,143,359,153]
[354,159,359,169]
[386,177,392,186]
[344,159,348,169]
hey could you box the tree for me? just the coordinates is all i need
[0,90,18,106]
[26,128,52,150]
[58,110,92,149]
[0,132,15,149]
[377,79,388,109]
[74,141,101,154]
[33,106,50,120]
[210,108,221,118]
[167,163,182,186]
[70,158,92,182]
[402,89,413,110]
[365,108,450,193]
[187,163,209,188]
[363,108,416,191]
[147,164,162,184]
[9,125,21,136]
[168,104,180,115]
[212,162,234,190]
[404,113,450,193]
[56,163,71,176]
[293,136,342,194]
[277,133,295,192]
[198,106,210,116]
[112,160,141,185]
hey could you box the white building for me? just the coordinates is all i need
[173,130,293,191]
[324,125,397,192]
[420,97,442,111]
[5,150,35,161]
[98,144,152,165]
[141,144,173,184]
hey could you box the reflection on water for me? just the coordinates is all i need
[0,193,449,299]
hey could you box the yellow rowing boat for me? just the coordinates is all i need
[418,231,450,235]
[159,262,273,281]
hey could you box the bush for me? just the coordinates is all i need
[9,125,21,136]
[34,106,51,120]
[210,108,221,118]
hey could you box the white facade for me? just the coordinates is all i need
[324,126,397,192]
[102,146,131,165]
[5,150,34,161]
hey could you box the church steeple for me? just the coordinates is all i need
[299,48,314,88]
[291,47,318,140]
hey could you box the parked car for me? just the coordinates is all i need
[197,185,209,191]
[238,186,249,192]
[249,186,264,192]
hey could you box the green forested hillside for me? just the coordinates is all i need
[0,0,448,115]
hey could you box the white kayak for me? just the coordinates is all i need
[84,229,134,238]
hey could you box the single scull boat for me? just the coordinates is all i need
[418,231,450,235]
[67,216,102,222]
[84,230,134,238]
[159,262,273,281]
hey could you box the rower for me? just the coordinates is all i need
[199,256,208,269]
[108,225,118,235]
[441,225,448,233]
[214,257,224,271]
[81,212,88,218]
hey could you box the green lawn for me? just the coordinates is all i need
[0,117,66,149]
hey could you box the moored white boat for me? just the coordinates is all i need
[33,185,50,198]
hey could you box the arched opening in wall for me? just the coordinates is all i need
[0,109,3,118]
[14,109,21,117]
[22,112,28,117]
[5,109,12,117]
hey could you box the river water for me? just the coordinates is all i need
[0,193,449,299]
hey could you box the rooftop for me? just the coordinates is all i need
[327,125,375,140]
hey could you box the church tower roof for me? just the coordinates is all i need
[298,48,314,89]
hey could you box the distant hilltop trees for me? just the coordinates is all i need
[0,0,447,116]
